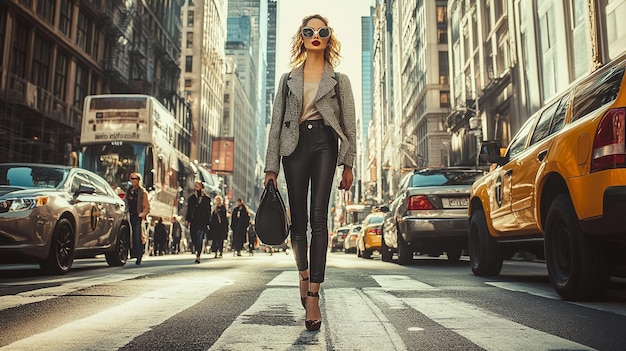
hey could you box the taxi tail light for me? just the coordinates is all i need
[591,108,626,173]
[407,195,434,210]
[366,228,381,236]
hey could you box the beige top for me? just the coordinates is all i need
[299,81,323,124]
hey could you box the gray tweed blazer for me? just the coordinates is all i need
[264,63,357,175]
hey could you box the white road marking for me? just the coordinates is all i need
[0,276,233,351]
[487,281,626,317]
[371,275,438,291]
[208,287,324,351]
[403,297,595,351]
[0,273,144,311]
[362,287,407,310]
[325,288,407,350]
[266,270,298,286]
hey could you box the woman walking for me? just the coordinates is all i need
[185,180,212,263]
[264,14,356,331]
[125,172,150,265]
[210,195,228,258]
[230,198,250,256]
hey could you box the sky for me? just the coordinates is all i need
[275,0,375,114]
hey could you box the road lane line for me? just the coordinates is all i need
[371,275,438,291]
[0,273,144,311]
[487,281,626,317]
[0,276,233,351]
[325,288,407,350]
[362,287,407,310]
[403,297,595,351]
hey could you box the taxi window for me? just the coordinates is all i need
[549,92,571,134]
[530,99,560,146]
[368,216,384,224]
[506,116,536,159]
[572,65,625,122]
[88,174,114,196]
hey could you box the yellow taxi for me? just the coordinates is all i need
[469,52,626,301]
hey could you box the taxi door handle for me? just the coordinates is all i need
[537,150,548,162]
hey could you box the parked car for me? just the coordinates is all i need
[469,53,626,301]
[0,163,130,274]
[331,226,350,252]
[356,212,385,259]
[383,167,485,265]
[343,223,361,253]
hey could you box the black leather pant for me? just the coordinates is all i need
[283,119,338,283]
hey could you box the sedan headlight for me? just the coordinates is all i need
[0,197,49,212]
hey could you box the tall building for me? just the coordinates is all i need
[179,0,227,164]
[0,0,190,165]
[360,10,374,203]
[227,0,268,208]
[266,0,277,128]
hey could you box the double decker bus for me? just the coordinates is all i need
[79,94,194,222]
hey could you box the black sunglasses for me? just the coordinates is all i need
[301,26,331,39]
[129,177,139,180]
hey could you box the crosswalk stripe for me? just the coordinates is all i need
[487,281,626,317]
[208,287,324,350]
[371,275,438,291]
[403,297,595,351]
[0,273,144,311]
[325,288,407,350]
[266,270,298,286]
[0,276,233,351]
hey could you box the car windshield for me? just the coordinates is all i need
[0,165,68,188]
[409,170,484,187]
[369,216,384,224]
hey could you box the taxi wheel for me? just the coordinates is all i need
[545,195,609,301]
[39,218,75,275]
[106,223,130,266]
[469,210,503,276]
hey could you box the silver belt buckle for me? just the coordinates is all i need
[307,123,313,129]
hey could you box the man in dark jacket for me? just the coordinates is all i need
[230,198,250,256]
[153,217,168,256]
[185,180,212,263]
[171,216,182,254]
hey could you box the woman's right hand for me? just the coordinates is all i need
[264,171,278,188]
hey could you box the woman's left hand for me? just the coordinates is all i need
[339,166,354,190]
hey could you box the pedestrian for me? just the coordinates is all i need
[209,195,228,258]
[263,14,356,331]
[171,216,182,254]
[185,180,212,263]
[153,217,168,256]
[230,198,250,257]
[247,221,257,255]
[125,172,151,265]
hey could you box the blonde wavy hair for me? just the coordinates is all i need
[289,14,341,68]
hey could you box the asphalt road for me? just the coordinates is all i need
[1,250,626,350]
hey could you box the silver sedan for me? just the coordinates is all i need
[0,163,130,274]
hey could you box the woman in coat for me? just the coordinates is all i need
[230,198,250,256]
[209,195,228,258]
[263,14,356,331]
[185,180,212,263]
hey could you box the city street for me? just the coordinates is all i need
[1,251,626,350]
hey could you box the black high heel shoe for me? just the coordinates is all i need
[299,275,309,309]
[305,291,321,331]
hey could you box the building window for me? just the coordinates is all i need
[92,28,100,60]
[185,56,193,72]
[439,51,449,85]
[76,11,91,53]
[11,22,28,78]
[188,0,194,5]
[186,32,193,48]
[437,28,447,44]
[59,0,73,37]
[185,79,192,88]
[54,52,68,99]
[187,11,194,27]
[37,0,56,24]
[440,91,450,107]
[436,5,447,24]
[32,35,51,89]
[74,64,88,108]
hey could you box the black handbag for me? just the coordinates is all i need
[255,180,290,245]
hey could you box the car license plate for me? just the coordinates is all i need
[445,197,469,208]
